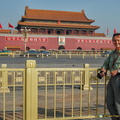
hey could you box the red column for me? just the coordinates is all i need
[45,29,48,34]
[86,31,88,35]
[64,30,66,35]
[79,30,81,35]
[72,30,74,35]
[92,31,95,36]
[53,29,56,34]
[37,29,39,34]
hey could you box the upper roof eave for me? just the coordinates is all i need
[17,22,100,29]
[21,16,95,23]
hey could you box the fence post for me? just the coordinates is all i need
[12,52,15,58]
[0,64,10,93]
[56,53,58,58]
[25,60,38,120]
[82,52,85,59]
[69,52,71,58]
[42,53,44,58]
[27,53,29,58]
[83,64,93,90]
[94,53,97,59]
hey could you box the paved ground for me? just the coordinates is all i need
[37,84,112,120]
[0,55,106,68]
[0,55,113,120]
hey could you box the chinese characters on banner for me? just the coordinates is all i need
[75,39,112,44]
[5,37,112,44]
[5,37,48,42]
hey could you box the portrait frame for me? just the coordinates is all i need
[58,36,65,45]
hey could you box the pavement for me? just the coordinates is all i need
[0,55,113,120]
[0,55,106,68]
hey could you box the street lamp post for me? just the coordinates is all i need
[21,27,30,52]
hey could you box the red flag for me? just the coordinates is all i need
[114,28,117,33]
[8,23,14,28]
[0,23,3,29]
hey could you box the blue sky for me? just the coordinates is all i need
[0,0,120,37]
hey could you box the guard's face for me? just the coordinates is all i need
[112,35,120,48]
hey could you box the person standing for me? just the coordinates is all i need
[99,33,120,120]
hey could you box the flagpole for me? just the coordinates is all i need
[106,28,109,36]
[8,23,14,33]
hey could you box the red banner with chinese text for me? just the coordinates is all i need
[75,39,112,44]
[5,37,48,42]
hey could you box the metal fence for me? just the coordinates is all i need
[0,60,114,120]
[12,50,106,59]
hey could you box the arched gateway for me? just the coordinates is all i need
[58,46,65,50]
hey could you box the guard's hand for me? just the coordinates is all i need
[110,69,118,76]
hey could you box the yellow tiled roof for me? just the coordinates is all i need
[22,6,95,22]
[94,33,106,37]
